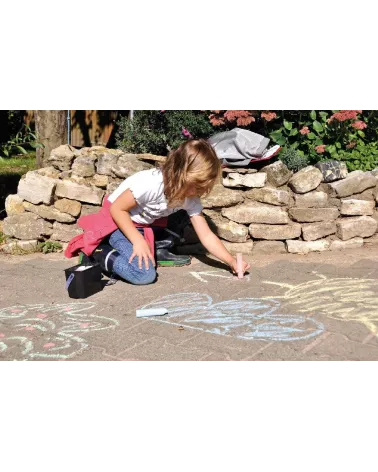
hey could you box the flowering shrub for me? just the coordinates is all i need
[116,111,213,154]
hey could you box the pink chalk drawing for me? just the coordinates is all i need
[0,303,119,360]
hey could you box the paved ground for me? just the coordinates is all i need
[1,247,378,361]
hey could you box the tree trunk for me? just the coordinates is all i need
[35,110,67,168]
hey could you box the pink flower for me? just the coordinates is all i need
[300,126,310,135]
[351,120,367,130]
[182,128,193,138]
[329,110,361,122]
[261,111,277,122]
[315,145,326,154]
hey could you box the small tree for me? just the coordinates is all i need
[35,110,67,167]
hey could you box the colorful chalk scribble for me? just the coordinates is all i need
[0,302,119,360]
[141,293,325,342]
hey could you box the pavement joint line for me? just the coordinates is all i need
[301,331,331,353]
[116,336,161,356]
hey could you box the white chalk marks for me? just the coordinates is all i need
[141,293,324,342]
[0,302,119,360]
[263,272,378,338]
[190,270,250,283]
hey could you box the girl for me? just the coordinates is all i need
[67,139,250,284]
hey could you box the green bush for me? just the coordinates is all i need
[278,147,310,172]
[116,111,213,155]
[332,142,378,171]
[37,241,62,254]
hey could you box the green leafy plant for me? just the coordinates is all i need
[331,142,378,171]
[37,241,63,254]
[116,111,213,155]
[0,124,44,159]
[278,147,310,172]
[0,231,6,245]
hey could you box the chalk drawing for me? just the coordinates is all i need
[262,272,378,337]
[190,270,250,283]
[141,293,324,342]
[0,302,119,360]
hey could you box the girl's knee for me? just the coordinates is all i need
[132,267,156,285]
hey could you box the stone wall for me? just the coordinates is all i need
[2,144,378,255]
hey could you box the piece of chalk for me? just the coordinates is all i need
[236,253,243,279]
[136,308,168,318]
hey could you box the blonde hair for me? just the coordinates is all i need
[161,139,221,204]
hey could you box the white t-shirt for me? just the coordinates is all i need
[107,168,203,224]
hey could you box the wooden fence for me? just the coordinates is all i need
[25,111,129,148]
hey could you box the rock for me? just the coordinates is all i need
[223,173,266,188]
[111,154,153,179]
[293,191,328,208]
[288,166,323,194]
[5,194,25,215]
[47,145,79,171]
[18,171,57,205]
[80,204,101,217]
[249,223,301,240]
[106,181,121,195]
[204,209,249,243]
[2,213,53,240]
[23,202,75,223]
[223,240,254,255]
[71,156,96,177]
[222,167,257,174]
[89,174,109,189]
[336,216,378,240]
[51,222,82,242]
[222,201,289,225]
[244,186,290,206]
[202,184,244,208]
[260,160,293,187]
[364,234,378,247]
[314,160,348,182]
[318,183,338,198]
[54,198,81,217]
[371,211,378,232]
[340,199,375,216]
[55,180,104,205]
[371,168,378,178]
[136,153,167,163]
[286,240,330,254]
[289,207,339,223]
[58,170,72,179]
[350,189,376,201]
[302,222,337,241]
[36,166,61,179]
[2,239,39,254]
[330,238,364,251]
[253,241,287,254]
[96,152,120,175]
[330,171,377,197]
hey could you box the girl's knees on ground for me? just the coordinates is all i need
[131,266,157,285]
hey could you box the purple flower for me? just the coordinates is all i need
[182,128,193,138]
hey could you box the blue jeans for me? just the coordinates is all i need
[108,229,157,285]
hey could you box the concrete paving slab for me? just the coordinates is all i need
[1,247,378,361]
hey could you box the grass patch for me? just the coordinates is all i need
[0,152,37,176]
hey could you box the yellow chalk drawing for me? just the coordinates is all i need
[262,272,378,337]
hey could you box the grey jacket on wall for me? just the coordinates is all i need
[208,128,270,167]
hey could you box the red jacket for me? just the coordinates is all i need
[64,197,167,259]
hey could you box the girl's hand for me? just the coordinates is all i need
[129,239,155,270]
[229,257,250,276]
